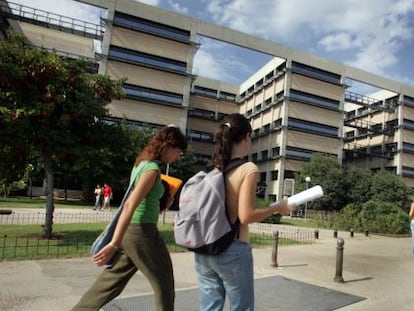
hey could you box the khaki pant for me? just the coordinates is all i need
[72,224,175,311]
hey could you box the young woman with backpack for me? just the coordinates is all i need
[194,113,294,311]
[72,125,187,311]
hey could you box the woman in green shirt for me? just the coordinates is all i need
[72,125,187,311]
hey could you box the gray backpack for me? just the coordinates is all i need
[174,158,246,254]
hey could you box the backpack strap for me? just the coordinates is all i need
[223,157,248,173]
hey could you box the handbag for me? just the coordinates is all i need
[90,161,148,266]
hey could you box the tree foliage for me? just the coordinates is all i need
[0,31,125,237]
[296,153,346,212]
[370,170,410,210]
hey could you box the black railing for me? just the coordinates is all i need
[0,211,315,260]
[1,1,104,40]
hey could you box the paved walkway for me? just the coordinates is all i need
[1,210,413,310]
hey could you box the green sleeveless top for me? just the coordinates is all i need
[130,161,164,224]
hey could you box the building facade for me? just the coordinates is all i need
[2,0,414,200]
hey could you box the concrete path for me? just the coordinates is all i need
[1,210,413,310]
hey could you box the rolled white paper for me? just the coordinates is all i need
[271,185,324,207]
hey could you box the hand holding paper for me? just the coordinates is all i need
[271,185,324,207]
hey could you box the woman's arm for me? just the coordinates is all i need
[409,204,414,218]
[237,172,293,224]
[92,169,158,266]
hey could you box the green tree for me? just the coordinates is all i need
[0,32,125,238]
[343,165,373,207]
[298,153,346,213]
[370,170,411,210]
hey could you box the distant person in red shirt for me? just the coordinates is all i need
[102,183,113,211]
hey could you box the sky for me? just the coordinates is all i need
[9,0,414,92]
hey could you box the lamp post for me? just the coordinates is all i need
[305,176,311,219]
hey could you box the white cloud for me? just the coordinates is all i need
[167,0,188,14]
[193,38,257,84]
[134,0,161,6]
[204,0,414,83]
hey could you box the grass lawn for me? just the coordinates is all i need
[0,196,310,261]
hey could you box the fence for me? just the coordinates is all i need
[0,210,315,260]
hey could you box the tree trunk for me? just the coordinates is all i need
[42,154,55,238]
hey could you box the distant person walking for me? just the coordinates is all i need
[93,184,103,210]
[410,202,414,255]
[102,183,113,211]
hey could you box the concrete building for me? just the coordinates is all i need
[2,0,414,200]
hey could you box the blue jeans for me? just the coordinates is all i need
[411,220,414,251]
[195,241,254,311]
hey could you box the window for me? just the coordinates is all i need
[124,84,183,106]
[124,84,183,105]
[402,166,414,177]
[254,103,262,112]
[404,95,414,107]
[291,61,341,85]
[193,86,217,98]
[290,89,340,110]
[288,118,338,137]
[271,147,280,158]
[187,130,214,142]
[265,70,274,81]
[403,119,414,130]
[188,108,215,119]
[403,143,414,153]
[109,46,186,73]
[272,119,282,130]
[285,147,313,160]
[252,153,258,162]
[271,170,279,180]
[345,130,355,138]
[114,12,190,42]
[385,142,397,154]
[261,150,268,160]
[218,91,236,101]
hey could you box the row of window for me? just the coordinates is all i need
[114,12,190,42]
[402,166,414,177]
[291,61,342,85]
[247,91,284,117]
[187,130,214,143]
[288,118,338,137]
[240,62,286,99]
[124,84,183,106]
[403,119,414,130]
[109,46,187,74]
[188,108,227,121]
[289,89,340,111]
[403,143,414,154]
[404,95,414,107]
[192,86,237,101]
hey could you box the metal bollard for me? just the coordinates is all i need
[314,229,319,239]
[334,238,345,283]
[271,230,279,267]
[333,230,338,238]
[350,229,354,238]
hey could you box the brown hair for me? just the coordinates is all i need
[212,113,252,170]
[135,125,187,165]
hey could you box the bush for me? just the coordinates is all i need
[317,200,410,235]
